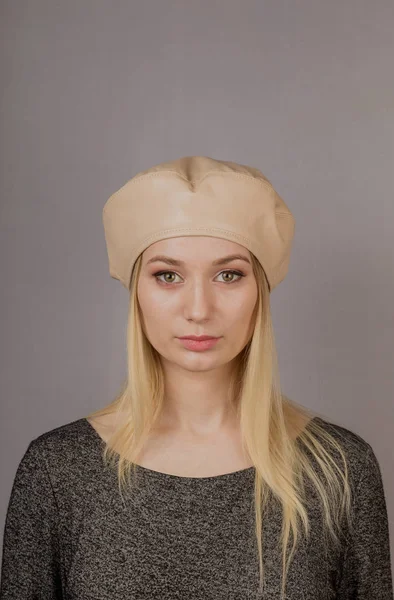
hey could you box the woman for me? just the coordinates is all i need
[1,155,392,599]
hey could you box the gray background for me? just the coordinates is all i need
[1,0,393,571]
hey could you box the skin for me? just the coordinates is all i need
[89,236,310,472]
[137,235,258,441]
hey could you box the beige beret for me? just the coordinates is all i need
[102,156,295,292]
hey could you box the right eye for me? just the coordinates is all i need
[154,271,181,284]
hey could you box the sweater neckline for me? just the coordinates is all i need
[81,417,256,483]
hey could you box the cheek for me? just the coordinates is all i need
[142,298,175,320]
[228,291,258,334]
[220,298,257,339]
[138,280,160,312]
[229,290,258,318]
[138,279,177,311]
[137,289,174,341]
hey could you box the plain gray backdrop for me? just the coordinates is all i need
[1,0,393,571]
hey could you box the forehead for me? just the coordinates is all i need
[142,236,251,262]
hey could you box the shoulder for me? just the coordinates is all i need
[4,419,104,564]
[310,415,372,451]
[307,415,382,488]
[28,416,91,451]
[18,417,98,482]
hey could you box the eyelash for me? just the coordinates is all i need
[153,270,245,285]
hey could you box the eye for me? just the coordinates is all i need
[153,270,245,285]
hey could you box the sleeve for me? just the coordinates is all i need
[0,438,63,599]
[336,445,394,599]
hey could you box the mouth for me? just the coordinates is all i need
[177,337,221,352]
[178,336,220,341]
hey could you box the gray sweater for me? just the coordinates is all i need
[0,415,392,599]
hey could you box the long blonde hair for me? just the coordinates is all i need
[87,251,354,599]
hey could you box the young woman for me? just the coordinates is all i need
[1,156,392,599]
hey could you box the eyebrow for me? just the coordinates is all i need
[146,253,251,267]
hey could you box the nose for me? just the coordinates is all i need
[183,280,215,322]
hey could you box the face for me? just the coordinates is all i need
[136,236,258,372]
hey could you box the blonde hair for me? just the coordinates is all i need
[87,252,354,599]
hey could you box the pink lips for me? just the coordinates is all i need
[178,337,221,351]
[178,335,219,341]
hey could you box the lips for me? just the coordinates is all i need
[178,337,221,351]
[178,335,219,341]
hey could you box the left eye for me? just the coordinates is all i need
[153,270,245,285]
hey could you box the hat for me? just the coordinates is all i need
[102,156,295,292]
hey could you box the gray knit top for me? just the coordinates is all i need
[0,415,392,599]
